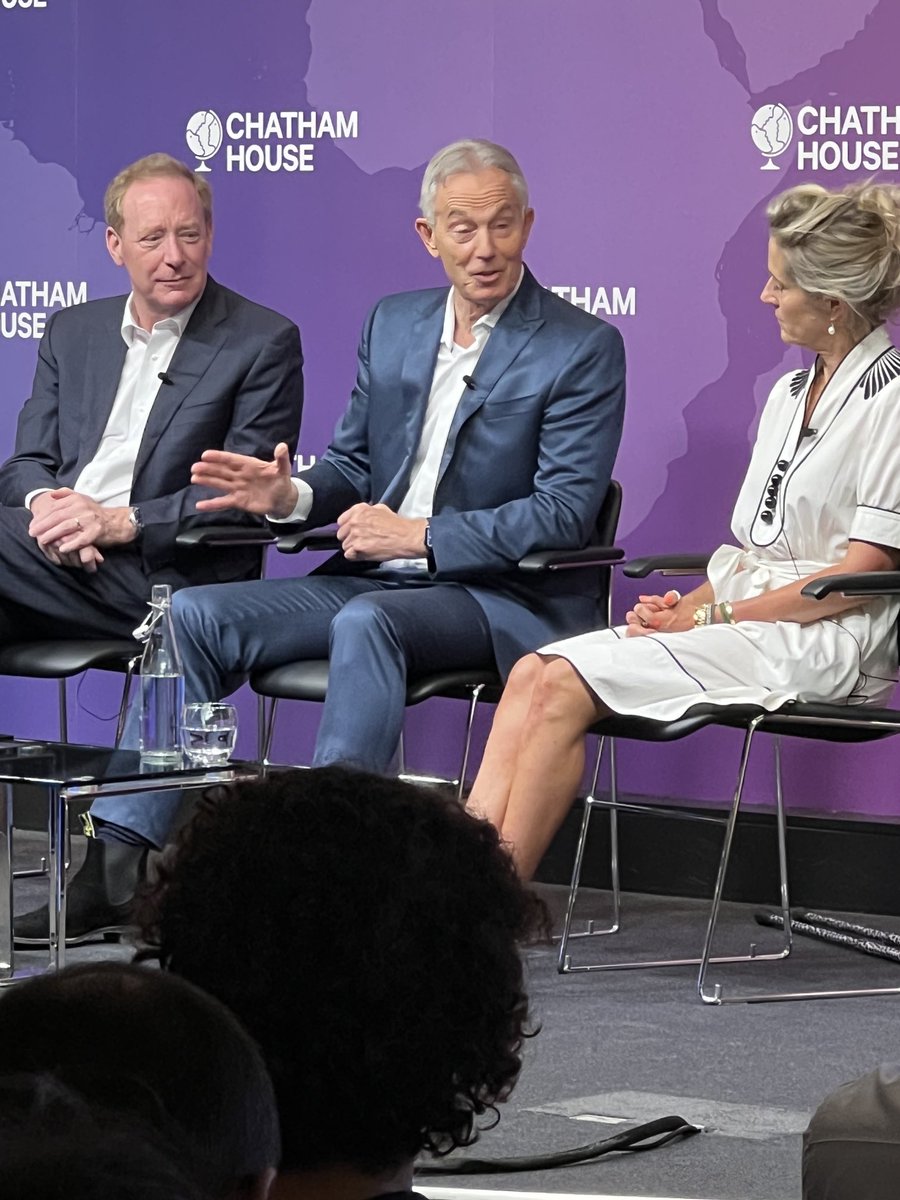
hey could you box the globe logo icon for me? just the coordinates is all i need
[185,110,223,173]
[750,104,793,171]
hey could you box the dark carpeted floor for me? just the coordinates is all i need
[416,885,900,1200]
[10,835,900,1200]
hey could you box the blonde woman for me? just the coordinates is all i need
[469,182,900,879]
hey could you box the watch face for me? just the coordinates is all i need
[425,524,433,548]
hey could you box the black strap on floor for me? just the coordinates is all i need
[416,1113,701,1175]
[755,909,900,964]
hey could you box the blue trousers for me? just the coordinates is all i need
[90,572,495,845]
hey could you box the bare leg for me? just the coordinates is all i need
[466,654,547,827]
[498,657,606,881]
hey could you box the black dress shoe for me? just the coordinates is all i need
[14,838,148,947]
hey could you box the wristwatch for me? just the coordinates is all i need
[128,506,144,539]
[424,520,435,571]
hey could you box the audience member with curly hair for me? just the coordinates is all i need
[136,766,545,1200]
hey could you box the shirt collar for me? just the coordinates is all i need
[121,290,203,347]
[440,266,525,351]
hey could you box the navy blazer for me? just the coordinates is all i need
[298,267,625,675]
[0,277,303,588]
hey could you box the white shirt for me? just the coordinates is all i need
[27,294,200,512]
[277,273,523,571]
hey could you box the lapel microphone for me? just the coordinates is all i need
[462,375,476,390]
[157,371,174,386]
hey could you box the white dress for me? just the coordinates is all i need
[541,326,900,717]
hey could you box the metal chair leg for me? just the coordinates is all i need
[114,656,139,748]
[696,716,792,1002]
[772,736,793,949]
[397,729,406,776]
[455,683,485,802]
[558,737,623,971]
[698,728,900,1004]
[561,715,793,977]
[256,694,268,763]
[57,679,68,743]
[262,697,279,765]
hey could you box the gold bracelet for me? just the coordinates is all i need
[692,603,713,627]
[717,601,736,625]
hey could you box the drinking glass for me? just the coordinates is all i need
[180,702,238,766]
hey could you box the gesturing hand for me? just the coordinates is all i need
[192,442,297,517]
[337,504,428,562]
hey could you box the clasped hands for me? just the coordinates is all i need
[625,589,696,637]
[28,489,136,574]
[192,444,428,562]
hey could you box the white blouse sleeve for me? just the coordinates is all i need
[849,383,900,549]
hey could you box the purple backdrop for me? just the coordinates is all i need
[0,0,897,818]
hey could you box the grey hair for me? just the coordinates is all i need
[767,181,900,330]
[419,139,529,224]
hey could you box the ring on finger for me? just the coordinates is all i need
[74,518,83,530]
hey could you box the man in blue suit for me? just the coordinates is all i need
[0,152,303,641]
[29,139,623,944]
[182,138,626,769]
[10,153,302,945]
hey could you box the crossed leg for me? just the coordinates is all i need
[467,653,607,880]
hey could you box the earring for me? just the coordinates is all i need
[827,321,836,336]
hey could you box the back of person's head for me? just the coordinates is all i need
[138,767,545,1176]
[0,1073,210,1200]
[0,963,279,1197]
[767,181,900,331]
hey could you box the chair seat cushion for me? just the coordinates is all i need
[251,660,330,702]
[251,662,503,707]
[0,639,137,679]
[593,700,900,745]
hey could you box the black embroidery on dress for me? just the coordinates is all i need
[861,347,900,399]
[789,369,810,398]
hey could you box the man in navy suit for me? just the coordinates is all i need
[0,152,303,641]
[181,138,626,771]
[26,139,623,944]
[9,153,302,945]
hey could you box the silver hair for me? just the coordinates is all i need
[419,139,529,224]
[767,181,900,330]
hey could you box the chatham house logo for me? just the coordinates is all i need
[185,110,223,172]
[750,103,793,170]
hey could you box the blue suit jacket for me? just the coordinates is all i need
[299,267,625,675]
[0,277,303,588]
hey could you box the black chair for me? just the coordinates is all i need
[0,526,276,745]
[558,557,900,1004]
[250,481,624,794]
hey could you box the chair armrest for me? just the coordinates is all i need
[802,571,900,599]
[175,525,278,549]
[274,526,341,554]
[517,545,624,572]
[623,554,712,579]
